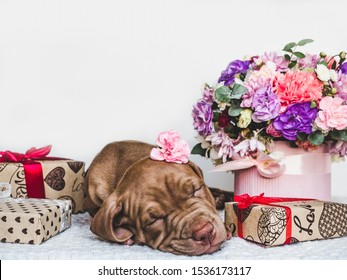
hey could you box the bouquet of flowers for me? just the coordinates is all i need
[192,39,347,166]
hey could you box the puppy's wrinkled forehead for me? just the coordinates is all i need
[151,161,202,189]
[117,158,212,205]
[140,160,214,206]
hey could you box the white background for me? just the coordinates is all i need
[0,0,346,196]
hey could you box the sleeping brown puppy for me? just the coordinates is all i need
[84,141,230,255]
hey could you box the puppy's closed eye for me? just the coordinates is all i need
[146,218,164,228]
[191,185,204,198]
[145,214,167,228]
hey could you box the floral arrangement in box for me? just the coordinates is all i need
[192,39,347,166]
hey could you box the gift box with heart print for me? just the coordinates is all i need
[0,198,71,244]
[0,160,86,213]
[225,199,347,246]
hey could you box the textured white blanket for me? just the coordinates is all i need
[1,207,347,260]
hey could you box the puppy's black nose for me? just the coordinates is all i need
[193,222,215,245]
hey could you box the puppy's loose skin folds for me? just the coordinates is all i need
[84,141,229,256]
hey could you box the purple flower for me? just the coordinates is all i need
[298,53,320,69]
[328,140,347,157]
[202,84,214,103]
[218,60,250,86]
[273,102,318,141]
[334,71,347,101]
[251,86,280,123]
[192,100,213,136]
[340,62,347,74]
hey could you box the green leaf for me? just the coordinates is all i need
[330,129,347,141]
[294,51,305,59]
[310,101,317,108]
[230,84,247,99]
[308,130,324,146]
[289,141,299,148]
[191,143,207,157]
[212,112,219,122]
[332,61,337,70]
[288,61,297,69]
[228,102,242,117]
[283,42,297,52]
[297,132,307,141]
[284,54,291,61]
[297,39,314,46]
[215,86,231,103]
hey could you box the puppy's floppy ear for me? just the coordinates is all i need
[90,193,133,243]
[188,161,204,179]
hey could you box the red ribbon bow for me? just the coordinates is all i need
[0,145,55,198]
[0,145,52,163]
[234,193,313,245]
[234,193,311,209]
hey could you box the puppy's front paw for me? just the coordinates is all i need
[226,230,232,240]
[123,239,135,246]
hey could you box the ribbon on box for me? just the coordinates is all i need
[211,151,331,179]
[0,145,64,199]
[234,193,313,245]
[211,152,286,178]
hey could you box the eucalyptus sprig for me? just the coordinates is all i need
[283,39,314,69]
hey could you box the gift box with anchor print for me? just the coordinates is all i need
[225,194,347,246]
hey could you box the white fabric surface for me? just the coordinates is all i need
[1,201,347,260]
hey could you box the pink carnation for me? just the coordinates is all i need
[150,130,190,163]
[242,76,270,107]
[266,122,282,138]
[315,96,347,131]
[273,70,323,108]
[242,66,274,107]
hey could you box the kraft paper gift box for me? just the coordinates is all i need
[0,146,86,213]
[225,194,347,246]
[0,197,72,244]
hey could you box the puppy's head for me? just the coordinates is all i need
[90,158,228,255]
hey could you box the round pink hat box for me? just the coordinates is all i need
[233,142,331,201]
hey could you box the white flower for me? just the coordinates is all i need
[330,69,338,82]
[217,101,230,111]
[234,137,266,158]
[196,135,210,149]
[209,148,220,160]
[254,57,263,66]
[265,61,277,73]
[234,77,244,85]
[316,64,331,82]
[237,109,253,128]
[196,135,221,160]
